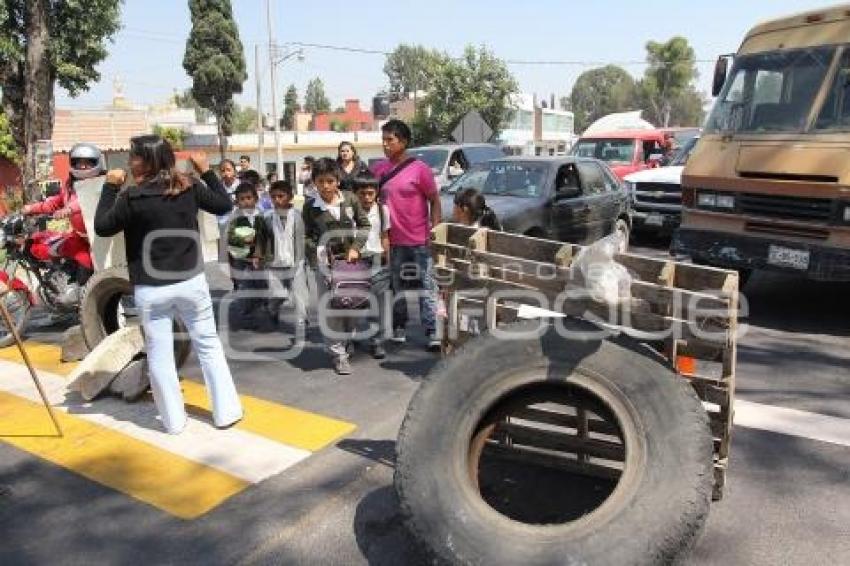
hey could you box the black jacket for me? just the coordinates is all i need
[338,159,369,193]
[94,170,232,286]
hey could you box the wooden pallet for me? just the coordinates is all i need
[432,224,739,500]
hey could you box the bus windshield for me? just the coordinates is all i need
[704,46,835,134]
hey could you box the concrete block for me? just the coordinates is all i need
[108,357,150,402]
[69,326,145,401]
[60,325,89,362]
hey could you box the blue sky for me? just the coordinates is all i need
[56,0,822,113]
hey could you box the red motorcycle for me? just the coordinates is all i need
[0,213,86,346]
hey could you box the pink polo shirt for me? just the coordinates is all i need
[372,158,438,246]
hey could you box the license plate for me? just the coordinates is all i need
[645,213,663,226]
[767,245,810,270]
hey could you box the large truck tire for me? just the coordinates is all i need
[80,266,191,369]
[395,320,713,566]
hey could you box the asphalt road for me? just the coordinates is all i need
[1,235,848,565]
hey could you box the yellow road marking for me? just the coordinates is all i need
[0,341,77,376]
[0,391,248,519]
[181,381,355,452]
[0,341,356,451]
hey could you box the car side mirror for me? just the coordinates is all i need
[556,186,581,199]
[712,56,730,97]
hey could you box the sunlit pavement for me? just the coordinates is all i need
[1,250,848,565]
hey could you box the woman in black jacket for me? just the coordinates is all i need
[336,141,368,193]
[94,135,242,434]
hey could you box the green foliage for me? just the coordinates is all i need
[639,36,698,127]
[412,45,518,145]
[569,65,637,133]
[281,84,299,129]
[173,89,213,123]
[230,104,257,133]
[153,125,186,150]
[182,0,247,156]
[384,44,446,98]
[304,78,330,114]
[0,0,121,159]
[0,108,20,163]
[329,118,350,133]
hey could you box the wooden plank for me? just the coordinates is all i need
[499,421,626,462]
[485,230,574,263]
[688,378,730,407]
[482,443,623,481]
[512,407,621,436]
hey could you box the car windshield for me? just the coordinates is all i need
[572,139,634,164]
[670,136,699,166]
[447,162,548,198]
[409,148,449,174]
[704,46,834,134]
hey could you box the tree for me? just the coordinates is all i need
[230,104,257,133]
[0,108,20,163]
[412,45,518,145]
[153,125,186,151]
[183,0,247,159]
[329,118,350,133]
[304,78,330,114]
[639,37,698,127]
[173,89,213,123]
[0,0,121,185]
[281,84,299,129]
[383,44,447,99]
[569,65,637,133]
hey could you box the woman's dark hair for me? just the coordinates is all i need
[312,157,341,181]
[337,141,358,161]
[352,170,378,192]
[269,180,293,196]
[234,182,258,198]
[129,135,190,196]
[381,119,411,147]
[219,158,236,170]
[454,188,501,230]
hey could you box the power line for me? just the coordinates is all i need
[121,27,718,68]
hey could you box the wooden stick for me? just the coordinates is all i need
[0,286,63,437]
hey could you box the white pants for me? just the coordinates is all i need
[135,273,243,434]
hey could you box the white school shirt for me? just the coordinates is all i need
[363,204,391,254]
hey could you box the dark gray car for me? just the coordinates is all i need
[441,156,631,247]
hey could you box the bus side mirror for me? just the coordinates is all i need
[712,56,730,97]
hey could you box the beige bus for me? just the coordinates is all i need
[674,5,850,281]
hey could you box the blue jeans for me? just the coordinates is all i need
[135,273,243,434]
[390,245,437,334]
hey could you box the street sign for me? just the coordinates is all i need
[451,111,494,144]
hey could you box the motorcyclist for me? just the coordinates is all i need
[21,142,103,305]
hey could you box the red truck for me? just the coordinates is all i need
[571,129,668,179]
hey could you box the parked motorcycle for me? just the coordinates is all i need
[0,213,88,346]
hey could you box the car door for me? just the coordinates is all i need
[599,164,628,236]
[550,163,591,243]
[575,161,613,243]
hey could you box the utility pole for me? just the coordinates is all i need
[266,0,283,180]
[255,43,265,174]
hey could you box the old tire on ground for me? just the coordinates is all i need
[395,320,713,566]
[0,290,32,348]
[80,266,191,368]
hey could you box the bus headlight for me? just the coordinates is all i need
[697,192,717,207]
[716,195,736,209]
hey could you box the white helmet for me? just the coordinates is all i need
[69,143,106,180]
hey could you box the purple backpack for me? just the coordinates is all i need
[329,259,372,309]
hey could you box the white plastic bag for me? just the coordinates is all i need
[569,233,632,306]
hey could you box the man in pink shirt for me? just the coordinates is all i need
[372,120,442,350]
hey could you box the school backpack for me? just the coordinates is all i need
[328,258,372,310]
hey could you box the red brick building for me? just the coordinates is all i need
[312,99,374,132]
